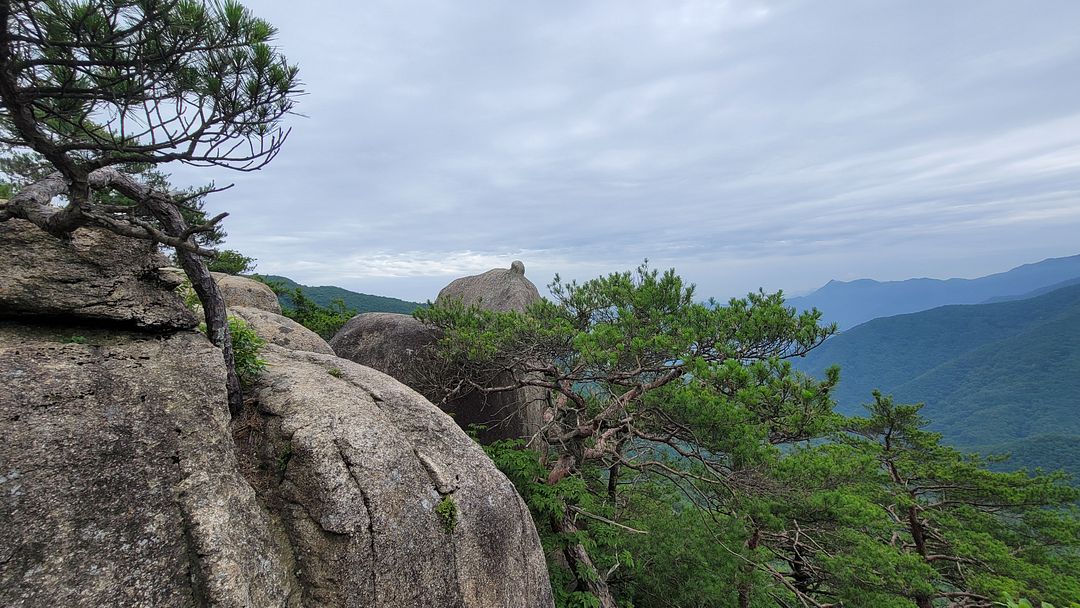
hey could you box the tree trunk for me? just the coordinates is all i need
[179,246,243,415]
[559,515,618,608]
[738,526,761,608]
[141,195,243,415]
[607,462,619,504]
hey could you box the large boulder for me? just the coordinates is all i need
[437,262,546,443]
[0,324,300,607]
[332,263,548,444]
[0,219,196,330]
[247,346,553,607]
[329,312,437,385]
[229,306,333,355]
[213,272,282,313]
[435,260,541,312]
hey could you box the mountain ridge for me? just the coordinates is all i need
[788,252,1080,328]
[796,281,1080,477]
[254,274,424,315]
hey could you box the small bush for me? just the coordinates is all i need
[175,279,200,312]
[65,335,87,344]
[435,495,458,533]
[200,316,267,386]
[327,367,343,378]
[253,277,355,339]
[228,317,267,384]
[207,249,257,275]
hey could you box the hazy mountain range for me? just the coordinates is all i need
[787,253,1080,329]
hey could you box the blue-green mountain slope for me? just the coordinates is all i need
[796,283,1080,477]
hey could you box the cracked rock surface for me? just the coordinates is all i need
[212,272,282,314]
[228,306,334,355]
[250,345,553,607]
[0,219,196,330]
[0,324,300,607]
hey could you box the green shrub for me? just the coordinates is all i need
[176,278,201,312]
[228,317,267,384]
[200,316,266,386]
[255,278,356,339]
[435,495,458,533]
[207,249,256,275]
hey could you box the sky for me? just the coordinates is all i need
[174,0,1080,302]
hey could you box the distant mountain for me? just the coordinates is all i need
[980,275,1080,304]
[787,253,1080,328]
[255,274,424,315]
[796,282,1080,477]
[977,434,1080,481]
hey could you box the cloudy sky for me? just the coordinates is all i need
[175,0,1080,302]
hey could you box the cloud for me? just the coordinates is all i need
[170,0,1080,301]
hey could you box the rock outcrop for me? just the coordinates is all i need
[212,272,282,313]
[435,260,541,312]
[228,305,334,355]
[0,324,300,607]
[331,262,546,444]
[0,219,196,330]
[0,221,553,608]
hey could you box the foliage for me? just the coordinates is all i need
[980,435,1080,482]
[420,263,839,606]
[426,264,1080,608]
[201,316,266,386]
[256,278,356,339]
[207,249,257,274]
[435,495,458,533]
[227,317,267,385]
[836,393,1080,606]
[0,0,299,172]
[176,279,201,312]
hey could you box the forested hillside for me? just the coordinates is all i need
[787,253,1080,328]
[256,274,423,314]
[798,283,1080,477]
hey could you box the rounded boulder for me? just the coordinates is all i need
[212,272,282,313]
[435,260,540,313]
[229,306,334,355]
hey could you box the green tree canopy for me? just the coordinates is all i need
[419,265,1080,608]
[417,264,839,606]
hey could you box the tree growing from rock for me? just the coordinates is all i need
[416,263,839,607]
[0,0,300,411]
[417,265,1080,607]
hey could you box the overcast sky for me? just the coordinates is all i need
[174,0,1080,302]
